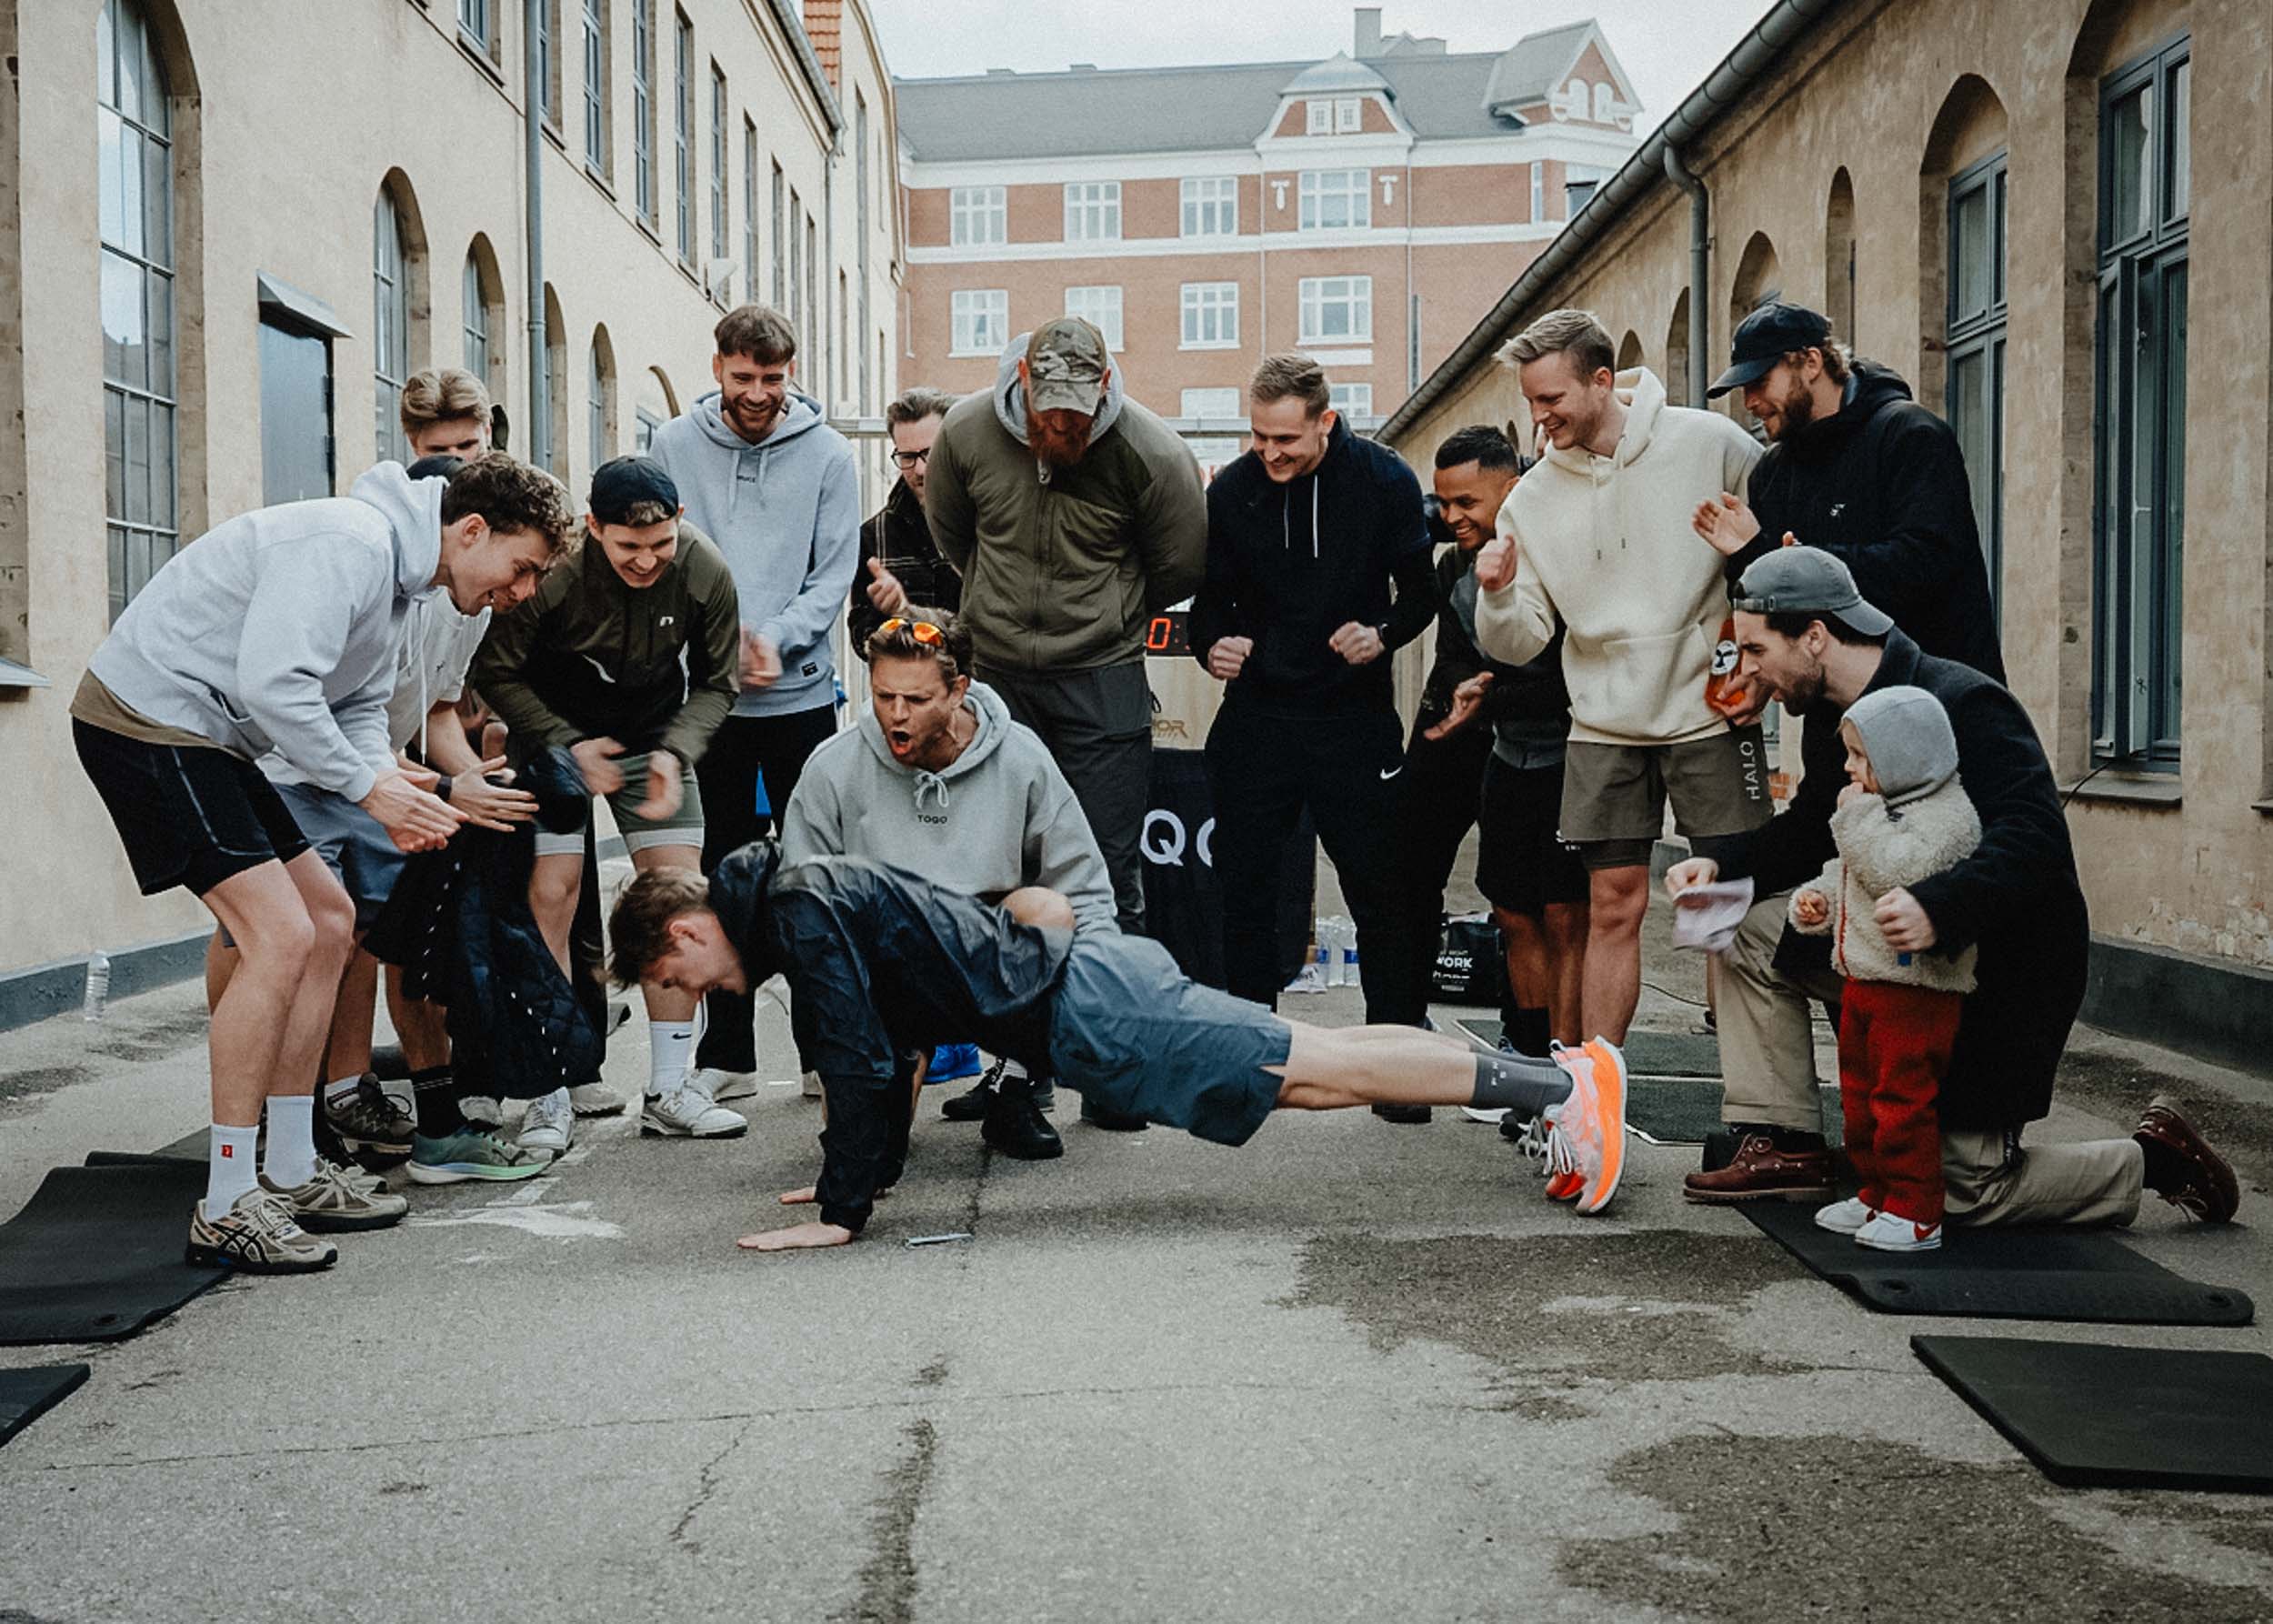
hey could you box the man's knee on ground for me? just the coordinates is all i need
[1003,887,1076,930]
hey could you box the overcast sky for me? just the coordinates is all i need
[870,0,1772,135]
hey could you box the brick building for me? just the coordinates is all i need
[893,9,1641,450]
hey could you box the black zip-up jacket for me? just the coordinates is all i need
[1725,361,2004,682]
[474,522,741,768]
[1422,532,1569,751]
[1715,630,2087,1130]
[1190,416,1436,715]
[849,477,962,658]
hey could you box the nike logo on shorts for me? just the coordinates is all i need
[1379,767,1403,781]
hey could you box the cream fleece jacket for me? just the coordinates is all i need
[1474,367,1763,746]
[1790,782,1982,992]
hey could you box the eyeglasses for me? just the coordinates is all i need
[890,447,933,470]
[876,617,946,647]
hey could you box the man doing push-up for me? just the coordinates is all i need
[607,841,1629,1251]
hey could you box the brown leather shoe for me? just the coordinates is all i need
[2134,1097,2240,1224]
[1683,1133,1835,1204]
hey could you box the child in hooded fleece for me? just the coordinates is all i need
[1789,685,1981,1253]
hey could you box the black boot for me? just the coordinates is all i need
[941,1058,1004,1122]
[1079,1098,1149,1132]
[981,1087,1064,1160]
[1370,1102,1433,1125]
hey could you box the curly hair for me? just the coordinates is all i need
[440,453,579,559]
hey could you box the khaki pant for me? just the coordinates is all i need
[1716,892,2145,1228]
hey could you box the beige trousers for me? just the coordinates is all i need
[1715,893,2146,1228]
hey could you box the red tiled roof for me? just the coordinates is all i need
[803,0,842,92]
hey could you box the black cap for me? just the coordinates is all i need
[586,456,681,526]
[1707,301,1831,398]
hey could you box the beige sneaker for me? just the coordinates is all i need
[186,1190,339,1272]
[260,1158,410,1233]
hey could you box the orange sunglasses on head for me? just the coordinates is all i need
[877,617,946,647]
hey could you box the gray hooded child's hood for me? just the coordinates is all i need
[1845,685,1959,807]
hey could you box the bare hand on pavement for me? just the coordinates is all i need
[737,1220,856,1251]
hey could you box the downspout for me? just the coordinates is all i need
[1663,144,1708,406]
[524,0,548,472]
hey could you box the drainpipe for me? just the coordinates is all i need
[1663,144,1708,407]
[524,0,548,472]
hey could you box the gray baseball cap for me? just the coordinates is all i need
[1732,546,1895,636]
[1025,317,1109,415]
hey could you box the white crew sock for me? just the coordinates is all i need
[647,1019,696,1097]
[263,1094,318,1189]
[323,1074,363,1103]
[998,1058,1030,1082]
[205,1123,260,1220]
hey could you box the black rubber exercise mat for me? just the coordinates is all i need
[1632,1080,1844,1147]
[1741,1198,2254,1326]
[1457,1019,1723,1078]
[0,1362,90,1448]
[1913,1335,2273,1491]
[0,1160,227,1346]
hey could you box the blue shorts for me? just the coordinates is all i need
[1046,934,1290,1148]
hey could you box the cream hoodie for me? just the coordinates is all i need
[1474,367,1762,746]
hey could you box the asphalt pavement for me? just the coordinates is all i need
[4,872,2272,1623]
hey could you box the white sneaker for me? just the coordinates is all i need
[568,1081,626,1116]
[690,1067,759,1102]
[458,1095,504,1126]
[641,1085,749,1138]
[1813,1196,1877,1235]
[1854,1208,1942,1251]
[517,1088,575,1157]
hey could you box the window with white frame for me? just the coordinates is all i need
[1064,286,1122,350]
[1180,282,1239,349]
[1329,383,1373,420]
[1592,82,1617,123]
[1299,169,1369,232]
[1336,95,1362,132]
[1528,162,1544,222]
[1180,387,1240,420]
[951,289,1007,356]
[950,185,1006,247]
[1298,276,1371,344]
[1306,99,1331,135]
[1181,175,1237,238]
[1063,181,1120,242]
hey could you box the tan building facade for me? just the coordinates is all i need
[894,12,1640,442]
[1382,0,2273,1057]
[0,0,904,1012]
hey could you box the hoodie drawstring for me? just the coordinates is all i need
[913,770,950,814]
[1278,478,1321,559]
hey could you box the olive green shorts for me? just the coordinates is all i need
[1559,727,1772,871]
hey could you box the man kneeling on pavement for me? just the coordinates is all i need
[1667,548,2238,1227]
[781,609,1117,1162]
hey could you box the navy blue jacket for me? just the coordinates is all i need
[1190,416,1436,715]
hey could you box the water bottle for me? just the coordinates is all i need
[82,950,111,1021]
[1341,927,1360,987]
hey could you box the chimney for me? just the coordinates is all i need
[1354,6,1382,57]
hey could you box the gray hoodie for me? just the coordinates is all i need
[780,679,1117,931]
[648,387,860,718]
[86,463,441,803]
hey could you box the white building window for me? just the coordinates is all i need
[1181,175,1237,238]
[1064,181,1120,243]
[951,289,1007,356]
[1299,169,1369,232]
[1336,95,1362,132]
[1298,276,1371,344]
[1181,387,1240,420]
[1180,282,1239,349]
[1529,162,1545,222]
[1329,383,1374,420]
[1064,285,1122,351]
[950,185,1006,247]
[1593,82,1617,123]
[1305,99,1331,135]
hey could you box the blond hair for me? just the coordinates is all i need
[400,367,494,434]
[1249,353,1330,416]
[1500,308,1616,380]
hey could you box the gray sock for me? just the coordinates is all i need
[1471,1050,1573,1117]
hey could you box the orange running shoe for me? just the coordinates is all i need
[1537,1105,1585,1200]
[1552,1039,1627,1216]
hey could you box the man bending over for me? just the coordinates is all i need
[608,843,1631,1251]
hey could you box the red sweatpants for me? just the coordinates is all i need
[1837,980,1965,1225]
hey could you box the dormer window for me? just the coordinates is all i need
[1336,95,1362,132]
[1306,100,1331,135]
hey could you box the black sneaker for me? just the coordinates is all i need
[981,1089,1065,1160]
[941,1058,1005,1123]
[1371,1103,1433,1125]
[323,1074,415,1163]
[1079,1098,1149,1132]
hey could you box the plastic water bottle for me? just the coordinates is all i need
[1341,928,1360,987]
[82,950,111,1021]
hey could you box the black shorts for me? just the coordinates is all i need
[1476,755,1590,917]
[74,720,312,897]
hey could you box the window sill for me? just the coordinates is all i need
[457,33,506,87]
[1180,340,1243,351]
[582,161,616,201]
[2064,771,2182,807]
[635,215,662,247]
[542,120,567,155]
[1298,336,1374,348]
[0,657,49,688]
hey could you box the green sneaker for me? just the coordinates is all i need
[407,1129,552,1185]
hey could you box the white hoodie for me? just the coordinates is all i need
[86,463,443,802]
[1474,367,1761,747]
[781,680,1117,932]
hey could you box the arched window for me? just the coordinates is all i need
[1664,289,1691,408]
[543,286,569,486]
[1727,232,1783,427]
[1824,167,1856,343]
[461,235,506,404]
[99,0,178,617]
[1591,83,1616,124]
[461,253,489,383]
[374,191,411,462]
[588,326,617,471]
